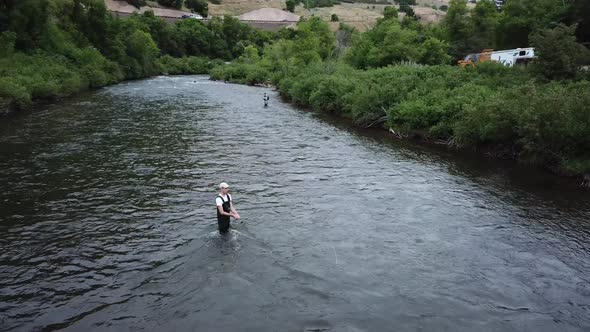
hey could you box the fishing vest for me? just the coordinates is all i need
[217,194,231,219]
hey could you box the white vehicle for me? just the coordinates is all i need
[459,47,535,67]
[181,14,203,20]
[490,48,535,67]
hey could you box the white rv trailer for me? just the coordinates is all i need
[490,48,535,67]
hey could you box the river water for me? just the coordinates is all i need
[1,76,589,331]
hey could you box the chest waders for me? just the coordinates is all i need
[217,195,231,233]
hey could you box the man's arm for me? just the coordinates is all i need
[217,205,233,217]
[230,202,240,220]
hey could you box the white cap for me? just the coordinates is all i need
[219,182,229,189]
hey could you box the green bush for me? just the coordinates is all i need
[158,55,190,74]
[383,7,399,19]
[185,0,208,17]
[258,52,590,175]
[209,63,270,85]
[450,80,590,172]
[0,32,17,57]
[530,24,590,81]
[158,55,213,75]
[0,77,32,109]
[309,74,357,114]
[287,75,319,106]
[245,66,270,85]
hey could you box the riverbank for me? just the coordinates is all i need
[0,53,214,117]
[4,54,589,188]
[210,61,590,187]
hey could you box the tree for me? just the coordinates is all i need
[571,0,590,44]
[496,0,572,49]
[176,18,213,57]
[530,24,590,80]
[445,0,469,41]
[444,0,471,58]
[1,0,51,51]
[420,37,452,65]
[278,17,336,62]
[286,0,296,13]
[470,0,498,49]
[331,14,339,22]
[347,10,450,68]
[125,30,160,76]
[383,6,398,20]
[239,45,260,63]
[399,4,415,17]
[185,0,208,16]
[136,10,183,56]
[221,15,257,58]
[75,0,111,53]
[347,19,421,68]
[0,31,17,57]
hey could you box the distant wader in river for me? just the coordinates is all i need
[263,93,269,107]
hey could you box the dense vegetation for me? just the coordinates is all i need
[0,0,273,113]
[210,0,590,180]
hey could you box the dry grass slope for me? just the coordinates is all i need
[106,0,454,31]
[210,0,453,31]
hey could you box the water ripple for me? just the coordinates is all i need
[1,76,590,331]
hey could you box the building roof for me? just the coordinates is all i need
[238,8,300,22]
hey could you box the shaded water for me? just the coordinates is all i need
[1,76,590,331]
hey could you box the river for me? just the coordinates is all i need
[1,76,589,331]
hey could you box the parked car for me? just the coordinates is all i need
[181,14,203,19]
